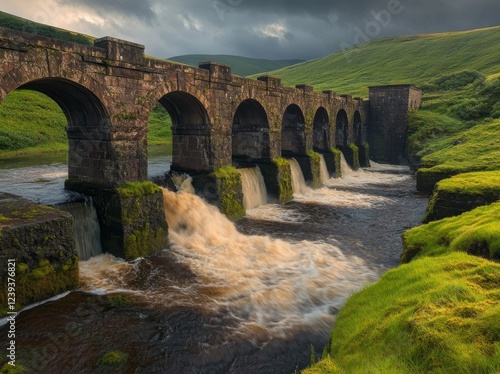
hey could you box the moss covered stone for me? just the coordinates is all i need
[65,180,169,261]
[339,144,360,171]
[117,181,161,198]
[307,150,323,188]
[97,350,128,372]
[0,193,79,315]
[275,158,294,203]
[416,168,458,193]
[402,202,500,262]
[253,159,293,204]
[212,166,246,221]
[423,171,500,222]
[330,148,342,178]
[191,166,246,221]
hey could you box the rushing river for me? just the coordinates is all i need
[0,148,427,373]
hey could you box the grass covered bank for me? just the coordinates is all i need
[402,203,500,262]
[312,252,500,374]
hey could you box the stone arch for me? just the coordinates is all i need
[313,106,330,151]
[281,104,306,156]
[7,78,112,184]
[232,99,270,161]
[335,109,349,147]
[353,110,362,145]
[156,91,212,172]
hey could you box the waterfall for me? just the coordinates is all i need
[340,153,356,177]
[319,154,330,184]
[238,167,268,210]
[57,200,103,261]
[288,159,310,195]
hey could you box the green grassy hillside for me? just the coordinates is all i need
[0,11,93,45]
[255,26,500,97]
[168,54,303,77]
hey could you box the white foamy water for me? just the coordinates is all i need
[78,162,414,338]
[57,201,103,261]
[245,204,308,223]
[239,167,267,210]
[79,254,135,293]
[289,158,311,195]
[340,153,356,178]
[319,154,330,184]
[80,189,378,336]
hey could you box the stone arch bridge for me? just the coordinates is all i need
[0,27,391,187]
[0,26,421,263]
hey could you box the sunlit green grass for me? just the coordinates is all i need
[417,119,500,173]
[310,252,500,374]
[402,202,500,262]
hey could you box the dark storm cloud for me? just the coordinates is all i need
[56,0,157,23]
[47,0,500,59]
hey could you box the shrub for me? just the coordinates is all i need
[432,70,485,91]
[451,98,490,121]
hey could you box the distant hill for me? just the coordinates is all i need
[253,26,500,97]
[0,11,93,45]
[167,54,304,77]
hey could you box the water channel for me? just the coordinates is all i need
[0,146,427,373]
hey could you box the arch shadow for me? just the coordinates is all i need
[157,91,212,172]
[232,99,270,162]
[281,104,306,156]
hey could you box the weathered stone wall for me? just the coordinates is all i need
[0,193,79,315]
[191,166,246,221]
[0,26,368,188]
[368,85,422,164]
[65,180,169,260]
[422,171,500,223]
[295,152,323,188]
[256,159,294,204]
[340,144,361,171]
[321,149,342,178]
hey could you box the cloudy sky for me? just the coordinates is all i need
[1,0,499,60]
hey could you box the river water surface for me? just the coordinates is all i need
[0,148,427,373]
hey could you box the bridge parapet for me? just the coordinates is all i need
[94,36,145,65]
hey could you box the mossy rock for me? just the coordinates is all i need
[330,148,342,178]
[97,350,128,372]
[416,168,458,193]
[0,363,27,374]
[339,144,360,171]
[307,150,323,188]
[117,181,161,198]
[423,171,500,222]
[212,166,246,220]
[0,257,79,315]
[273,158,293,204]
[253,159,293,204]
[402,202,500,262]
[205,166,246,221]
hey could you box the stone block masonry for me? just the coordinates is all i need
[0,193,79,315]
[368,85,422,164]
[65,180,169,261]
